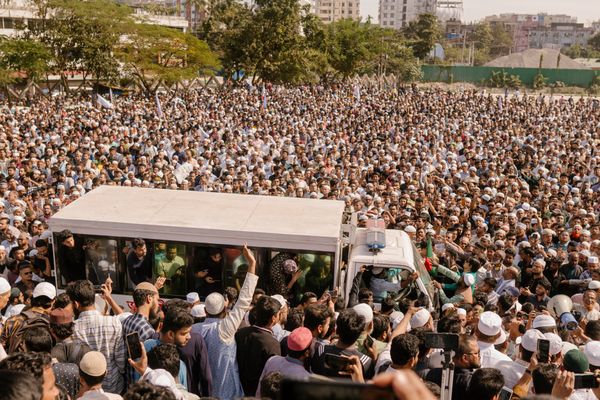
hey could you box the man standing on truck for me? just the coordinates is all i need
[126,238,152,286]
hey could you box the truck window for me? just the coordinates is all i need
[192,246,224,298]
[153,243,187,296]
[84,237,122,292]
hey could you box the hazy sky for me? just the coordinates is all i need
[361,0,600,25]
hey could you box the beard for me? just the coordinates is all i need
[148,306,159,321]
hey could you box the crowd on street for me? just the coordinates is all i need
[0,84,600,399]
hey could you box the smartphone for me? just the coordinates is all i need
[499,387,513,400]
[324,353,353,371]
[424,333,459,351]
[365,335,374,349]
[281,378,396,400]
[574,373,599,389]
[93,285,104,294]
[537,339,550,363]
[126,332,143,360]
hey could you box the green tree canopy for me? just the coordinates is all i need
[116,23,219,94]
[0,38,51,82]
[405,13,440,59]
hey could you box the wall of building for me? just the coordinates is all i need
[315,0,360,23]
[379,0,436,29]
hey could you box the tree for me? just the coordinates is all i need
[589,32,600,52]
[115,24,219,95]
[219,0,310,83]
[26,0,132,88]
[470,23,493,51]
[323,19,373,79]
[404,13,440,60]
[0,38,51,83]
[489,24,513,57]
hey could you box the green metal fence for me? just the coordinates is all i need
[422,65,600,87]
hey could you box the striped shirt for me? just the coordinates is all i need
[74,310,126,394]
[121,313,156,385]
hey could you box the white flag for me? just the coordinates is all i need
[353,84,361,103]
[155,93,163,118]
[96,94,113,109]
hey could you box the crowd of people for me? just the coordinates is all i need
[0,84,599,399]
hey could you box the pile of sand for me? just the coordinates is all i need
[485,48,588,70]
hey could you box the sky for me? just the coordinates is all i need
[360,0,600,25]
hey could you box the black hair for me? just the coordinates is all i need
[260,371,282,400]
[372,314,390,341]
[532,364,558,395]
[358,288,373,302]
[398,298,411,314]
[284,308,304,332]
[335,309,365,345]
[253,296,281,327]
[132,238,145,249]
[381,296,396,314]
[483,277,497,289]
[79,369,105,387]
[162,299,190,313]
[585,320,600,341]
[50,321,75,340]
[498,294,515,314]
[133,289,156,308]
[437,316,462,334]
[31,295,53,309]
[390,334,420,366]
[474,291,488,306]
[455,334,477,359]
[300,291,317,305]
[59,229,73,243]
[0,370,43,400]
[147,344,180,378]
[467,258,481,270]
[409,327,431,360]
[521,302,535,314]
[224,286,238,304]
[23,326,53,352]
[252,288,265,305]
[303,304,333,331]
[35,239,47,248]
[123,381,177,400]
[0,352,52,384]
[53,293,72,309]
[466,368,504,400]
[162,308,193,333]
[66,280,95,307]
[18,262,32,272]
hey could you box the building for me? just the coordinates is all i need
[528,23,595,50]
[484,13,578,53]
[378,0,435,29]
[436,0,462,24]
[315,0,360,23]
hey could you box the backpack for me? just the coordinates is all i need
[7,309,51,354]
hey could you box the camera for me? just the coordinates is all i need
[424,333,459,351]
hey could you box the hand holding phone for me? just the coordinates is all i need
[574,373,599,389]
[126,332,143,360]
[324,353,354,372]
[537,338,550,364]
